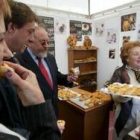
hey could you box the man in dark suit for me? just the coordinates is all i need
[16,26,78,118]
[0,0,60,139]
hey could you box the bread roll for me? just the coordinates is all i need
[0,63,14,77]
[57,120,65,127]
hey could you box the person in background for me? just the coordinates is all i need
[107,41,140,140]
[0,0,39,136]
[4,0,38,55]
[0,0,61,139]
[16,26,78,128]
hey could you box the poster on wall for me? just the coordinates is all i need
[109,49,116,59]
[38,16,55,56]
[122,36,131,45]
[121,13,136,32]
[48,46,55,56]
[55,18,67,35]
[95,23,105,37]
[70,20,82,41]
[82,22,92,35]
[106,29,117,44]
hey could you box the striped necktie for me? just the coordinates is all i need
[37,58,53,89]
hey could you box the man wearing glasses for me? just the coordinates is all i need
[16,26,78,120]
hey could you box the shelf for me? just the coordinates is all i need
[80,71,97,76]
[68,48,97,92]
[74,60,97,64]
[68,47,98,51]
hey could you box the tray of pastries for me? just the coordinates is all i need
[101,83,140,99]
[69,90,111,109]
[58,88,80,100]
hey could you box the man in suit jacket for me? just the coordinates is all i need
[0,1,60,139]
[16,26,78,118]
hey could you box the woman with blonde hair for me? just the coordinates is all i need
[108,41,140,140]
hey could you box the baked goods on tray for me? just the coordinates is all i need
[58,89,78,100]
[85,91,111,107]
[106,83,140,96]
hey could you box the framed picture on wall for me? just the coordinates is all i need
[55,18,67,35]
[82,22,92,35]
[106,29,117,44]
[38,16,55,56]
[95,23,105,37]
[70,20,82,41]
[121,13,136,32]
[109,49,116,59]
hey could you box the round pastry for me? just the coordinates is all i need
[67,35,77,47]
[57,120,65,127]
[70,68,75,74]
[83,36,92,49]
[0,63,14,77]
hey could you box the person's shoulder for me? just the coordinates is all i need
[47,53,55,60]
[115,65,126,72]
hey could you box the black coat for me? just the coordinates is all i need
[16,49,72,117]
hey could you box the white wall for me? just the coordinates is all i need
[93,6,140,89]
[29,5,140,90]
[30,6,93,74]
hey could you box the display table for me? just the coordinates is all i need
[58,88,112,140]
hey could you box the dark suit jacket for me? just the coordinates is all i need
[16,49,72,117]
[24,101,61,140]
[0,132,20,140]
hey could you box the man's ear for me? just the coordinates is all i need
[7,22,16,34]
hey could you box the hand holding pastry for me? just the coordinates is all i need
[67,67,79,82]
[4,62,45,106]
[57,120,65,134]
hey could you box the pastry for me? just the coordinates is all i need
[0,63,14,77]
[67,35,77,48]
[58,89,77,100]
[57,120,66,127]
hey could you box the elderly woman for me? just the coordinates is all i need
[108,41,140,140]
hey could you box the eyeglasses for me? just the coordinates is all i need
[39,40,50,46]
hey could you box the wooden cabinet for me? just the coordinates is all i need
[58,92,112,140]
[68,48,98,92]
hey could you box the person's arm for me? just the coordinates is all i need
[57,71,78,87]
[5,62,61,140]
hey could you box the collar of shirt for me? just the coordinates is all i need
[27,48,38,64]
[126,65,140,72]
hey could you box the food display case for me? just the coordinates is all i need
[58,88,112,140]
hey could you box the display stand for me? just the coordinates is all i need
[58,89,112,140]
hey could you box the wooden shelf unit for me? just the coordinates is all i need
[68,48,98,92]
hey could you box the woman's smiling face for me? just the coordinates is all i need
[127,46,140,69]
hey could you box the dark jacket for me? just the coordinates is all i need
[108,65,130,85]
[15,48,72,117]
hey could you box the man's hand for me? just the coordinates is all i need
[67,72,78,82]
[5,62,45,106]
